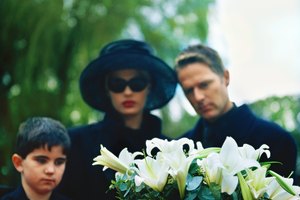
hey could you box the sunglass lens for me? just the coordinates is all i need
[107,78,126,93]
[129,78,148,92]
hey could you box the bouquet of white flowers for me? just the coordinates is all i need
[93,137,300,200]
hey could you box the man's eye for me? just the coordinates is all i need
[199,82,209,89]
[55,158,66,166]
[184,88,193,95]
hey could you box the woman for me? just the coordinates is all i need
[58,39,177,199]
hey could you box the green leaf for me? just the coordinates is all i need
[268,170,296,195]
[189,160,200,175]
[196,148,221,159]
[119,182,128,191]
[186,175,203,191]
[197,185,216,200]
[209,183,222,200]
[237,172,253,200]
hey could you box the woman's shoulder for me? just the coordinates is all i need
[68,121,104,135]
[66,121,108,144]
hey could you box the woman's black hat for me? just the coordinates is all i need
[79,39,177,112]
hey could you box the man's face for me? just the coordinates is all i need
[177,62,232,122]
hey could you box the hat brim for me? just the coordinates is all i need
[80,52,177,112]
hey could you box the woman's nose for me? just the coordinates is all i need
[123,86,133,95]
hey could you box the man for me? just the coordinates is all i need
[174,44,297,180]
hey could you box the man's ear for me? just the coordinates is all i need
[224,70,230,86]
[12,154,24,172]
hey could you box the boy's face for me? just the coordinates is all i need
[12,145,67,196]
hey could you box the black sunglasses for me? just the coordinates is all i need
[107,77,149,93]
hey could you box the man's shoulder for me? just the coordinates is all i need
[238,104,296,145]
[178,118,203,139]
[247,109,289,135]
[238,104,288,132]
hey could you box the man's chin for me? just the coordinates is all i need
[200,112,218,122]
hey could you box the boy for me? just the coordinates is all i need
[1,117,71,200]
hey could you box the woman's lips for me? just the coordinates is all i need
[122,100,135,108]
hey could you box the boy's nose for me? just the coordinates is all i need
[45,164,55,174]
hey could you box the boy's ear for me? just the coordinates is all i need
[12,154,24,172]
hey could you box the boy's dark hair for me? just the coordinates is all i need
[175,44,225,76]
[15,117,71,158]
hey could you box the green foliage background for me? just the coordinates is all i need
[1,0,299,186]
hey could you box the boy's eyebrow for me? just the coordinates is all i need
[33,155,49,158]
[56,157,67,161]
[33,155,67,159]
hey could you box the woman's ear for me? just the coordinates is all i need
[12,154,24,172]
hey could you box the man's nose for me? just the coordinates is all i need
[193,87,205,101]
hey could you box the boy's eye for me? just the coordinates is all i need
[35,157,47,164]
[55,158,66,166]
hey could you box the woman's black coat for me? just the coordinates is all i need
[58,112,163,200]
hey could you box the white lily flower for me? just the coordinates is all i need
[165,147,194,199]
[267,173,300,200]
[145,137,197,199]
[134,152,169,192]
[92,145,141,174]
[239,143,270,161]
[197,153,223,184]
[245,167,274,199]
[189,141,204,156]
[118,147,142,167]
[219,137,262,194]
[134,175,144,187]
[145,137,194,156]
[197,137,261,195]
[221,170,239,195]
[198,152,238,194]
[219,137,260,176]
[93,137,300,200]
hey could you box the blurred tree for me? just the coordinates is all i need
[249,95,300,145]
[0,0,214,185]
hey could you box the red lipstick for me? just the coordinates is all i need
[122,100,135,108]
